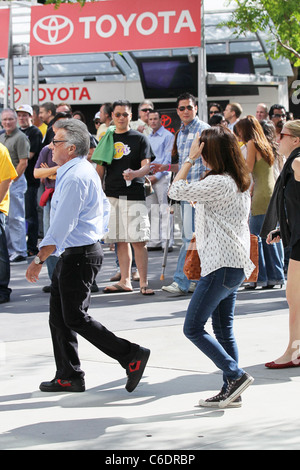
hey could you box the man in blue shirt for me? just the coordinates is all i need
[26,119,150,393]
[147,110,175,250]
[162,92,210,295]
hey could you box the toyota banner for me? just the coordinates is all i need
[0,8,10,59]
[30,0,201,56]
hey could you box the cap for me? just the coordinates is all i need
[16,104,33,115]
[93,112,100,121]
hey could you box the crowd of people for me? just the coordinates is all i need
[0,94,299,407]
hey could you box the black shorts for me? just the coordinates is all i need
[290,239,300,261]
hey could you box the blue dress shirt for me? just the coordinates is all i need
[40,157,110,256]
[148,126,174,180]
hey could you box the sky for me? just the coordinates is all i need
[204,0,231,11]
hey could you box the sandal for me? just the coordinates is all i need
[103,283,133,294]
[140,286,155,296]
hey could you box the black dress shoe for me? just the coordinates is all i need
[39,378,85,392]
[125,347,150,392]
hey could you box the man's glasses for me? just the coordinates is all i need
[280,133,294,140]
[140,108,152,112]
[272,114,286,119]
[114,112,130,118]
[178,105,194,111]
[52,139,69,146]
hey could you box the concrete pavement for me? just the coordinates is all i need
[1,245,299,451]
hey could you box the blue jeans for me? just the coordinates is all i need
[250,214,285,286]
[183,267,245,387]
[5,175,27,259]
[0,212,11,299]
[174,201,195,293]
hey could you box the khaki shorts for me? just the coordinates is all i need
[105,197,150,243]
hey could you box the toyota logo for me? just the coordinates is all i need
[33,15,74,45]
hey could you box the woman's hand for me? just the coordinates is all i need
[266,229,281,244]
[189,133,204,163]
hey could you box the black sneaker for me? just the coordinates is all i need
[199,390,242,408]
[39,378,85,392]
[125,347,150,392]
[219,372,254,408]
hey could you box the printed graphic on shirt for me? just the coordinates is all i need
[114,142,131,160]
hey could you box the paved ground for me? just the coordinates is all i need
[1,244,299,451]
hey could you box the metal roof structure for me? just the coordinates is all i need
[0,0,293,88]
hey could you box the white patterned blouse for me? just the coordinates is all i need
[169,173,255,279]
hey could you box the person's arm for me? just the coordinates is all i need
[172,135,204,184]
[292,156,300,182]
[96,163,106,184]
[14,158,28,181]
[0,178,12,205]
[245,140,256,173]
[122,159,151,182]
[34,163,59,180]
[151,162,179,174]
[26,245,56,283]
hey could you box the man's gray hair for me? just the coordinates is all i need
[54,118,90,157]
[1,108,17,119]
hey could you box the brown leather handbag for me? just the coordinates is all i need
[183,236,201,281]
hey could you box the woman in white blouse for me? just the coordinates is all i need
[168,126,255,409]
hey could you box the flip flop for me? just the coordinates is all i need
[140,286,155,296]
[103,284,133,294]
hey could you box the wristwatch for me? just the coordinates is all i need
[34,256,44,265]
[185,157,195,166]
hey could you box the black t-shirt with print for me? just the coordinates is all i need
[104,129,152,201]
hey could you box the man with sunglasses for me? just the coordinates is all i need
[95,100,154,296]
[26,118,151,393]
[162,92,209,295]
[269,104,287,142]
[130,100,154,136]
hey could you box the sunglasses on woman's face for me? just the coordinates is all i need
[280,132,294,140]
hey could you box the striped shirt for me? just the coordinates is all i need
[177,116,210,183]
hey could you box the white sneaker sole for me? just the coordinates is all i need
[219,375,254,408]
[199,399,242,409]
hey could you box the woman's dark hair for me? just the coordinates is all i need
[72,110,86,123]
[200,126,251,192]
[234,115,274,166]
[208,113,224,126]
[260,119,280,161]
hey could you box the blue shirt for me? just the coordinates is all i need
[177,116,210,183]
[40,157,110,256]
[148,125,174,180]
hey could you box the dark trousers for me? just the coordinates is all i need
[0,212,11,299]
[25,185,39,254]
[49,242,139,379]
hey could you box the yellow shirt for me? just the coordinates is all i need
[0,143,18,216]
[39,123,48,139]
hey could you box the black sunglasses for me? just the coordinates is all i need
[178,105,194,111]
[114,112,130,118]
